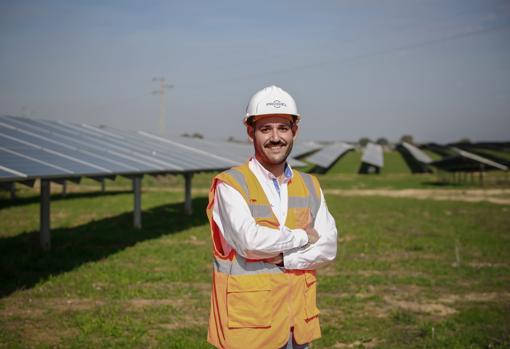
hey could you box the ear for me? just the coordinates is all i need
[291,123,299,139]
[246,125,254,143]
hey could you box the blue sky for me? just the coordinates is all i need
[1,0,509,142]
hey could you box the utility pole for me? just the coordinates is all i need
[152,77,174,135]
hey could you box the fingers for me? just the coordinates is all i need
[306,211,313,227]
[306,227,320,244]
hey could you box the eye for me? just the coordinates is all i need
[259,126,271,133]
[278,125,291,132]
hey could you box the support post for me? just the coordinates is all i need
[101,179,106,193]
[62,181,67,197]
[10,182,16,200]
[479,165,485,186]
[133,177,142,229]
[40,179,51,251]
[184,173,193,215]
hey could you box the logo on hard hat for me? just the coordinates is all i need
[266,100,286,109]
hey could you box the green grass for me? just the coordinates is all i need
[422,150,443,161]
[327,150,361,174]
[328,150,411,175]
[1,168,510,348]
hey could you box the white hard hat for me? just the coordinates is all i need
[244,85,300,125]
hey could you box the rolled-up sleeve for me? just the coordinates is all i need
[282,189,338,270]
[212,182,309,259]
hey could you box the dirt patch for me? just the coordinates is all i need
[363,302,392,319]
[55,298,106,311]
[186,235,206,245]
[128,298,188,308]
[438,292,510,304]
[0,292,208,317]
[22,325,64,347]
[383,296,457,316]
[127,281,211,295]
[332,337,380,348]
[157,318,207,331]
[375,251,443,263]
[319,307,346,325]
[157,236,207,246]
[468,261,509,269]
[339,235,356,243]
[0,298,106,317]
[1,320,77,348]
[320,263,340,276]
[324,188,510,205]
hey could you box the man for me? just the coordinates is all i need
[206,85,338,349]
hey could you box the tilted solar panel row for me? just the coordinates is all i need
[361,143,384,168]
[0,115,239,182]
[306,143,354,169]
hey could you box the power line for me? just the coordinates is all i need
[178,23,510,90]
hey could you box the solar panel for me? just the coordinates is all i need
[306,143,354,169]
[44,120,213,172]
[55,122,189,171]
[453,148,507,170]
[142,134,307,168]
[0,147,73,177]
[0,115,245,182]
[0,116,161,172]
[0,126,108,177]
[0,161,29,180]
[168,136,251,164]
[401,142,432,164]
[361,143,384,167]
[291,142,323,158]
[99,127,236,170]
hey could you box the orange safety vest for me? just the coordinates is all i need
[206,162,322,349]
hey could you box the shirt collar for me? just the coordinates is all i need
[250,157,293,183]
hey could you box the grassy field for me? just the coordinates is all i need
[1,152,509,348]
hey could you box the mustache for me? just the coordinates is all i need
[264,139,288,147]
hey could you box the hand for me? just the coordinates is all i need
[304,226,320,244]
[266,253,283,266]
[304,213,319,244]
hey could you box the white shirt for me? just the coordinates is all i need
[212,157,338,270]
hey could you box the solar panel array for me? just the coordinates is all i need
[0,115,250,183]
[361,143,384,167]
[306,142,354,169]
[0,115,311,184]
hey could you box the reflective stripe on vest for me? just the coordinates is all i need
[220,166,321,226]
[214,253,283,275]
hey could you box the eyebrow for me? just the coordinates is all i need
[257,122,292,128]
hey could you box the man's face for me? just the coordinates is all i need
[248,115,298,167]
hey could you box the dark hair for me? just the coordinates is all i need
[246,115,298,127]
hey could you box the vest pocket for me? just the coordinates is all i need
[304,271,320,319]
[226,274,272,328]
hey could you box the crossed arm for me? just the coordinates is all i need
[212,182,338,270]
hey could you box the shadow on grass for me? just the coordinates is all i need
[421,181,471,187]
[0,196,209,298]
[0,190,132,210]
